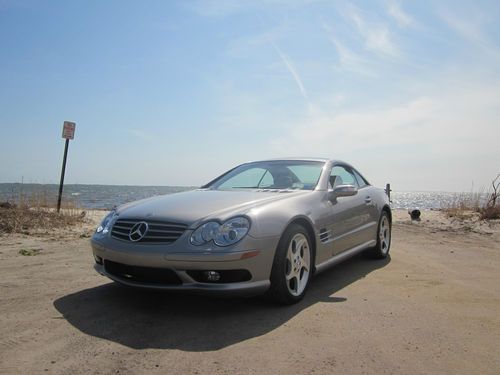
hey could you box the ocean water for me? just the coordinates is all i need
[389,191,460,210]
[0,183,194,210]
[0,183,467,210]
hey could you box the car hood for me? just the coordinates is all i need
[116,189,308,227]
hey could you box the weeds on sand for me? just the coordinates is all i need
[444,174,500,221]
[0,195,86,235]
[19,248,42,256]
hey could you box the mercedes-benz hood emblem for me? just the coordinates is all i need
[129,221,149,242]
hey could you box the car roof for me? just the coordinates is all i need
[247,157,346,164]
[201,158,363,189]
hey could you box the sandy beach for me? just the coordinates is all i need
[0,209,499,374]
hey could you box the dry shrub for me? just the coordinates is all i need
[479,173,500,220]
[480,174,500,220]
[443,192,483,219]
[16,190,59,209]
[479,205,500,220]
[0,199,85,235]
[444,174,500,221]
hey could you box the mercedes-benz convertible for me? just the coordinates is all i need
[91,158,391,304]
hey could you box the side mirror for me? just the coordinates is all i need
[328,184,358,201]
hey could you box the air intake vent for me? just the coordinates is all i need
[319,228,332,243]
[104,260,182,285]
[111,218,187,244]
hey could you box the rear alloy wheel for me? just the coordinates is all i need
[367,211,391,259]
[268,224,313,304]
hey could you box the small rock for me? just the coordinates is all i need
[408,209,421,221]
[0,201,16,209]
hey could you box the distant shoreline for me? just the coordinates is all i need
[0,182,198,188]
[0,182,479,194]
[0,183,489,210]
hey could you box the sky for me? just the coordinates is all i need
[0,0,499,191]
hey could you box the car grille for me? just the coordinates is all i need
[111,218,187,244]
[104,260,182,285]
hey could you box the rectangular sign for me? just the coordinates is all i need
[62,121,76,140]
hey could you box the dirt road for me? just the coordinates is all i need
[1,212,499,374]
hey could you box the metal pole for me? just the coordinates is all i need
[57,138,70,213]
[385,183,391,201]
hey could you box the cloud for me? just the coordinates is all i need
[344,6,399,57]
[268,79,500,190]
[270,97,433,155]
[387,1,413,28]
[226,24,289,58]
[127,129,153,141]
[272,81,500,154]
[321,21,376,77]
[271,43,310,106]
[439,8,500,60]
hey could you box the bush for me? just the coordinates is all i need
[443,192,481,219]
[479,205,500,220]
[480,174,500,220]
[444,174,500,221]
[0,201,85,235]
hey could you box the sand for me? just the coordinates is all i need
[0,209,499,374]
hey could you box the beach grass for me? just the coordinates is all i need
[18,248,42,256]
[0,191,86,235]
[443,175,500,220]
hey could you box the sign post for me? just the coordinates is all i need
[57,121,76,213]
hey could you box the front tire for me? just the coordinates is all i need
[267,224,313,305]
[366,211,392,259]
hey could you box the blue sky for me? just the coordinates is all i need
[0,0,499,191]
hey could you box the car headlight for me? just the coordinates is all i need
[96,211,116,234]
[190,217,250,247]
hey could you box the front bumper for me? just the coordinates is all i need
[93,263,270,296]
[90,233,279,296]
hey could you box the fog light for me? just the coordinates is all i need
[94,255,103,264]
[204,271,221,282]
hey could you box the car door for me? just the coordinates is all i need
[326,165,372,256]
[352,168,380,242]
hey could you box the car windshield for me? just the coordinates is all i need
[208,160,325,191]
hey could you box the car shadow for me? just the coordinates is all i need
[53,254,390,351]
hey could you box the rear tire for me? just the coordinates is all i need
[267,224,314,305]
[366,211,391,259]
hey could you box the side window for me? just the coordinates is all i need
[329,166,359,188]
[353,169,369,188]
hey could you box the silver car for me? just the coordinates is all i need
[91,158,391,304]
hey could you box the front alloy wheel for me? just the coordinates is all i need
[285,233,311,297]
[268,224,313,304]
